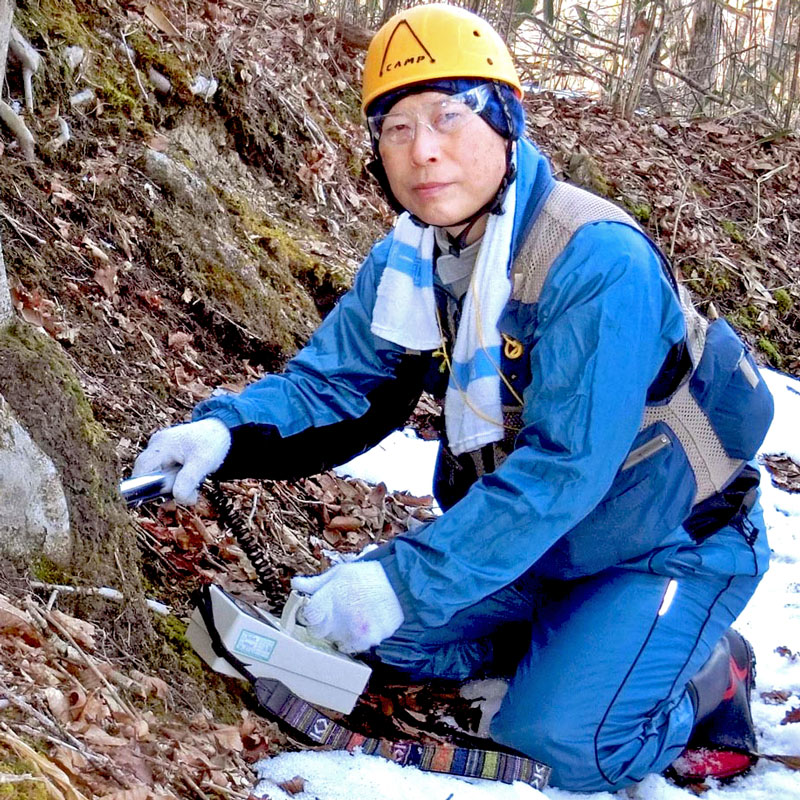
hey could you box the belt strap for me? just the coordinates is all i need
[254,677,551,789]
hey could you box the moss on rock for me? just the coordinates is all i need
[0,745,49,800]
[758,336,783,367]
[720,218,745,243]
[0,322,150,627]
[773,288,793,316]
[15,0,157,138]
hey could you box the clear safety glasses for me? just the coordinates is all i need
[367,84,492,147]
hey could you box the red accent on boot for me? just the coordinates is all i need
[722,656,750,701]
[671,747,756,782]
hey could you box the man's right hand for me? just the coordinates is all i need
[132,418,231,505]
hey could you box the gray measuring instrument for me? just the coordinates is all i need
[186,585,371,714]
[119,470,372,714]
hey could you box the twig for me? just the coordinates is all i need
[248,491,260,526]
[44,116,71,153]
[183,773,212,800]
[0,723,91,800]
[12,721,114,772]
[9,27,41,114]
[669,165,690,260]
[0,774,45,786]
[0,100,36,160]
[30,581,171,616]
[0,206,46,245]
[40,606,140,720]
[0,681,85,753]
[133,521,186,575]
[752,162,790,264]
[120,29,148,101]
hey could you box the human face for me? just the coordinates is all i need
[377,91,508,244]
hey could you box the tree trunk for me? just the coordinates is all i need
[381,0,399,25]
[686,0,721,97]
[0,0,14,326]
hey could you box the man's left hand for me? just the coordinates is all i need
[291,561,404,654]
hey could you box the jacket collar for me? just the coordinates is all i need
[511,138,556,261]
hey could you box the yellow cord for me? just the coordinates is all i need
[435,278,524,434]
[467,265,525,407]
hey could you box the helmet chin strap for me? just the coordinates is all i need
[367,140,516,257]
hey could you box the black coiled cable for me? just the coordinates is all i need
[205,480,279,602]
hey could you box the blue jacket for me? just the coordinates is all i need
[194,139,751,629]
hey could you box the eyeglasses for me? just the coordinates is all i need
[368,84,492,147]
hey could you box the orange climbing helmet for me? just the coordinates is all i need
[362,3,523,114]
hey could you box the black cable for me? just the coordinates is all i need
[205,480,277,600]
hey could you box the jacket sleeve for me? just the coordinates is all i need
[192,237,428,480]
[371,222,687,627]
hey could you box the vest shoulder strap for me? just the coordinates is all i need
[507,180,740,505]
[511,181,641,304]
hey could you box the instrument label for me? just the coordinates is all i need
[234,629,277,662]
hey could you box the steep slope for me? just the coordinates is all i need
[0,3,798,797]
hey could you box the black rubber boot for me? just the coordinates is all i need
[669,629,759,783]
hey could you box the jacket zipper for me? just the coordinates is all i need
[622,434,670,471]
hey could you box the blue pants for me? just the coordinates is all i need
[375,505,769,792]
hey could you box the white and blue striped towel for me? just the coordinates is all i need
[371,169,517,457]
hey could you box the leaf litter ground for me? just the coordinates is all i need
[0,1,799,798]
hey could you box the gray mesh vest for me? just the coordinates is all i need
[453,181,761,509]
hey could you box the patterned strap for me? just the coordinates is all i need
[196,585,551,789]
[254,678,551,789]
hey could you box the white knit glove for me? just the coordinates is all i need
[291,562,404,654]
[132,418,231,504]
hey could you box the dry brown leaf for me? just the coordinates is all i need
[67,684,88,713]
[83,235,110,263]
[697,122,729,135]
[392,492,433,508]
[763,455,800,493]
[147,133,170,152]
[0,729,90,800]
[50,609,97,650]
[174,366,210,400]
[781,706,800,725]
[82,724,129,747]
[278,775,306,795]
[210,725,244,752]
[322,528,342,546]
[0,596,39,642]
[182,511,215,544]
[171,741,215,768]
[776,646,799,662]
[138,289,162,310]
[168,331,193,349]
[49,179,78,205]
[761,689,792,704]
[75,691,111,725]
[98,786,151,800]
[119,718,150,739]
[23,661,61,687]
[207,769,230,787]
[51,745,90,777]
[106,748,154,786]
[44,687,72,724]
[144,2,181,36]
[327,515,363,532]
[94,263,119,299]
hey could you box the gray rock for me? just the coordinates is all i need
[143,149,219,215]
[0,393,71,564]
